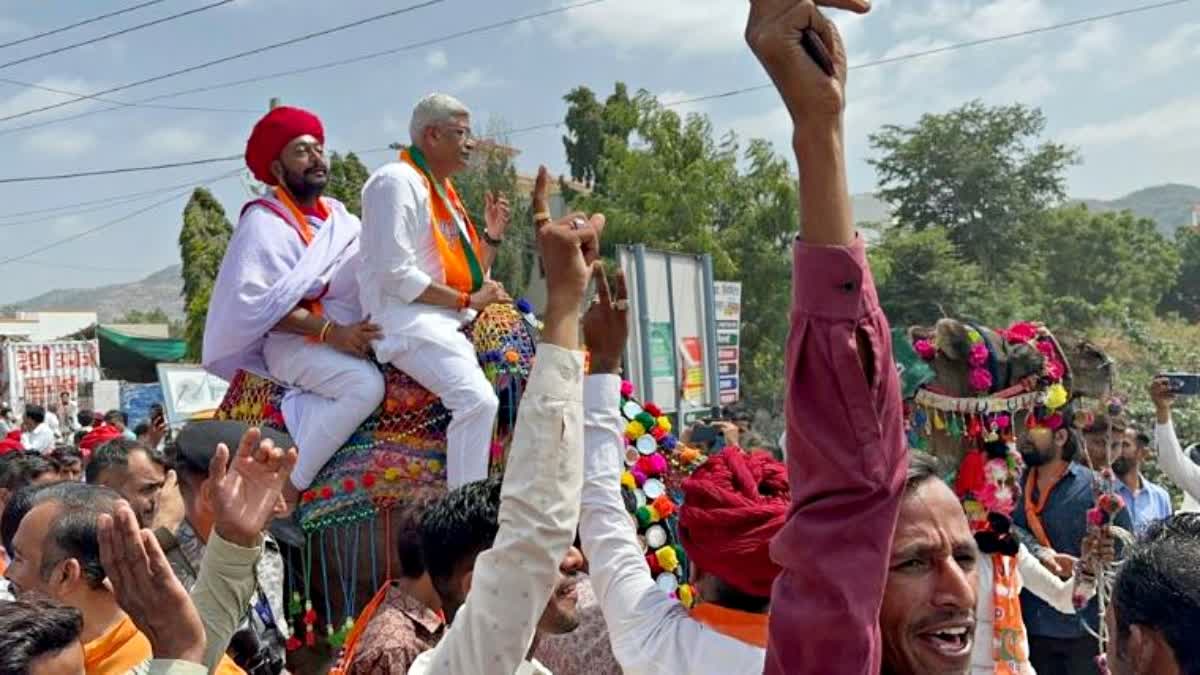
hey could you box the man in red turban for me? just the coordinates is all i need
[579,356,790,672]
[203,105,385,509]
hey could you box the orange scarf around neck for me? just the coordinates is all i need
[690,602,769,648]
[1022,463,1070,548]
[398,147,484,294]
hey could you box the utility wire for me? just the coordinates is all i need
[0,76,258,115]
[0,0,444,124]
[0,154,241,184]
[0,0,172,51]
[0,0,237,73]
[0,0,605,137]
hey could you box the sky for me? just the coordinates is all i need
[0,0,1198,304]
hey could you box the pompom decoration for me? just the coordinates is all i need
[631,468,648,487]
[914,339,937,361]
[995,414,1011,430]
[644,403,663,418]
[656,546,680,572]
[1087,507,1104,527]
[636,412,656,429]
[342,479,356,493]
[362,472,377,488]
[968,342,989,367]
[384,468,400,481]
[621,471,636,490]
[656,416,672,433]
[1005,321,1038,344]
[320,486,334,500]
[1042,412,1064,430]
[515,298,534,314]
[626,421,646,439]
[302,490,317,504]
[635,506,653,528]
[968,367,993,393]
[636,454,668,476]
[1036,339,1056,359]
[646,553,664,575]
[286,636,302,652]
[1045,359,1064,381]
[490,442,505,462]
[620,381,635,398]
[678,584,695,608]
[1044,383,1069,411]
[646,505,662,523]
[652,494,676,518]
[954,450,986,498]
[679,447,702,464]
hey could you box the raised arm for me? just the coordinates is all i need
[1151,378,1200,501]
[747,2,912,674]
[417,201,602,675]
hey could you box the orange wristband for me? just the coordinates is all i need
[457,291,471,310]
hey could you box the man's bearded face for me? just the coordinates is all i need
[276,134,328,201]
[1019,427,1058,468]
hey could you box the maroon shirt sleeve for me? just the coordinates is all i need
[764,236,908,675]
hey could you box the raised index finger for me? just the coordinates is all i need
[816,0,870,13]
[593,264,612,306]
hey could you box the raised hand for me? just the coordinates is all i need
[539,210,606,350]
[210,426,297,548]
[745,0,869,122]
[99,501,205,664]
[484,191,512,240]
[470,279,512,311]
[582,266,629,375]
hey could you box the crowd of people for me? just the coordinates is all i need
[1,1,1200,674]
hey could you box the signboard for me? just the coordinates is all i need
[2,340,101,408]
[713,281,742,405]
[648,323,676,380]
[157,364,230,426]
[679,336,705,405]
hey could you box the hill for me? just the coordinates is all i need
[2,264,184,322]
[1079,183,1200,238]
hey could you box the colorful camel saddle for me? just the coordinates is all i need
[214,303,539,532]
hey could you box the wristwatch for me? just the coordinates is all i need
[481,230,503,247]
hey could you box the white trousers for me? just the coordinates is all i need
[386,329,498,488]
[263,332,386,489]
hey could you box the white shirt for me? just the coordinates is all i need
[44,411,61,440]
[359,162,474,363]
[970,545,1086,674]
[21,422,54,452]
[578,374,766,674]
[407,344,585,675]
[1156,420,1200,506]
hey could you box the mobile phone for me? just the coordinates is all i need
[1160,373,1200,396]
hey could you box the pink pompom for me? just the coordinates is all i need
[620,381,635,398]
[1087,507,1104,527]
[631,468,648,487]
[968,342,989,367]
[1005,322,1038,344]
[1036,339,1056,358]
[914,339,937,361]
[969,367,993,392]
[995,414,1011,430]
[1043,412,1063,430]
[1045,359,1064,381]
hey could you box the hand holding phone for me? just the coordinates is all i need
[1159,372,1200,396]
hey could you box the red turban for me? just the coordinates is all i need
[679,447,790,597]
[0,429,22,455]
[244,106,324,185]
[80,423,122,453]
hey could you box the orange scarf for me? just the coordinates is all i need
[690,603,769,648]
[1022,463,1069,548]
[991,554,1028,674]
[398,147,484,294]
[273,186,331,322]
[84,614,245,675]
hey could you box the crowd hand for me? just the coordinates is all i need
[326,319,381,359]
[484,191,512,240]
[531,167,551,230]
[147,414,169,449]
[1037,548,1078,580]
[745,0,868,126]
[99,502,205,665]
[582,266,629,375]
[470,280,511,311]
[540,211,605,316]
[210,427,298,548]
[152,469,187,532]
[1150,377,1176,414]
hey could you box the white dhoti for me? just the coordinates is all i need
[263,333,385,489]
[382,327,498,488]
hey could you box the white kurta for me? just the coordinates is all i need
[359,162,497,488]
[203,197,384,488]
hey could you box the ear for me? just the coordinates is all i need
[52,558,84,598]
[198,476,216,513]
[1054,427,1070,450]
[270,159,284,183]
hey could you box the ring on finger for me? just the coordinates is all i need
[571,217,585,230]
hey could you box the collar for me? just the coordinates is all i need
[386,582,444,635]
[84,614,145,669]
[689,602,769,648]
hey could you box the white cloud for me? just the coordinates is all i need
[1055,22,1116,72]
[138,127,211,158]
[957,0,1054,40]
[450,68,487,92]
[24,129,97,157]
[554,0,745,56]
[425,49,448,70]
[1063,96,1200,149]
[890,0,972,34]
[0,78,105,120]
[1143,23,1200,75]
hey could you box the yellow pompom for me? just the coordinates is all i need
[1045,383,1069,411]
[383,468,400,481]
[678,584,695,608]
[656,416,672,433]
[626,421,646,439]
[656,546,679,572]
[646,505,661,523]
[620,471,636,490]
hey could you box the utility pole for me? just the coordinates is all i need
[269,97,280,110]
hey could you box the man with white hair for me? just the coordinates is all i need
[359,93,512,488]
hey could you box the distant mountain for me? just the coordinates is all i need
[3,264,183,322]
[1078,184,1200,238]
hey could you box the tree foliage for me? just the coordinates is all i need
[869,101,1079,276]
[562,82,637,192]
[1160,227,1200,322]
[869,228,989,328]
[325,152,371,216]
[178,187,232,361]
[113,308,184,338]
[453,135,533,300]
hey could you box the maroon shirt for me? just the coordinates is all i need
[765,237,908,674]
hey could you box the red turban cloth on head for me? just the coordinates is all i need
[244,106,324,185]
[679,447,790,598]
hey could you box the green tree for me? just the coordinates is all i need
[325,151,370,216]
[1160,227,1200,321]
[178,188,233,360]
[869,228,990,328]
[114,308,170,324]
[562,82,638,192]
[869,101,1079,277]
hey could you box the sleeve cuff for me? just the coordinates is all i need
[394,268,434,304]
[584,374,621,410]
[526,344,585,401]
[206,530,263,568]
[791,234,880,321]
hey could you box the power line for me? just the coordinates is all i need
[0,0,605,137]
[0,172,246,222]
[0,0,172,51]
[0,154,241,184]
[0,0,445,124]
[0,169,241,267]
[0,0,237,73]
[0,76,258,115]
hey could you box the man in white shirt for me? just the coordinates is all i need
[60,392,79,436]
[359,93,512,489]
[20,404,55,453]
[1151,377,1200,507]
[406,179,604,675]
[44,403,62,443]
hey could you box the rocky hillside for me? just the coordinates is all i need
[2,264,184,322]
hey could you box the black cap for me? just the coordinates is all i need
[172,420,294,475]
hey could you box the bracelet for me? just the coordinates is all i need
[457,291,471,310]
[533,210,551,223]
[481,230,503,247]
[318,320,333,343]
